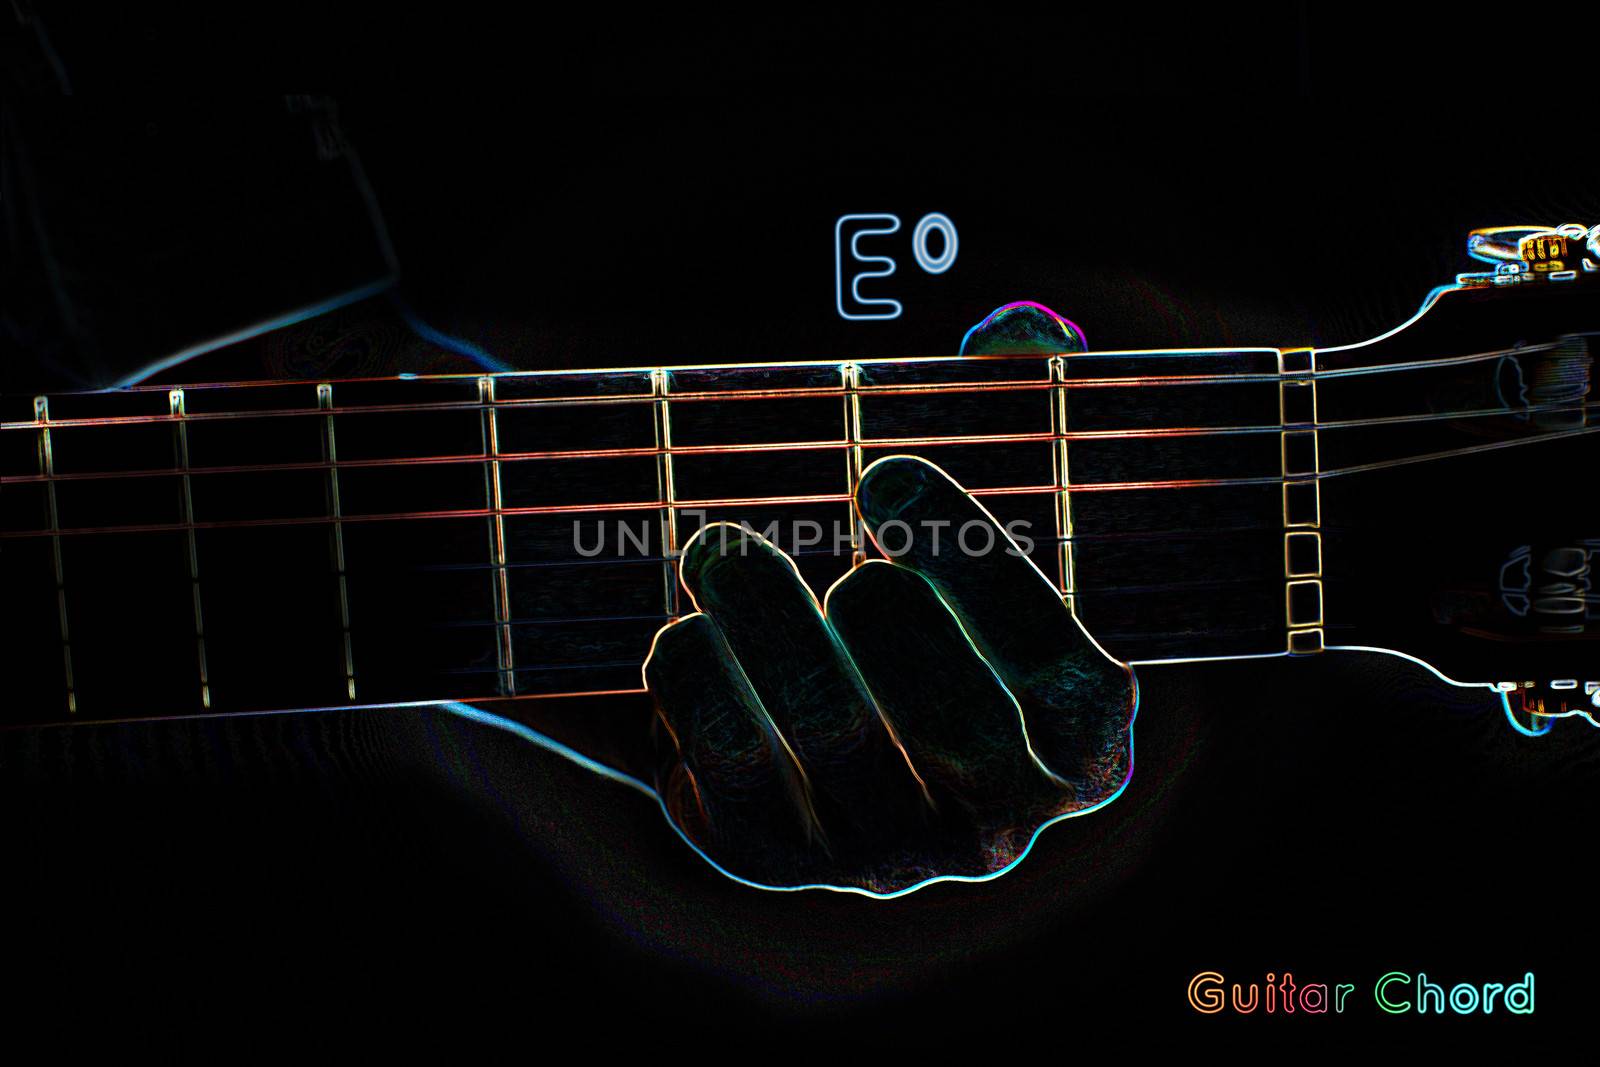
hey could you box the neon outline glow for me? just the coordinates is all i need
[12,221,1596,898]
[911,212,958,275]
[834,213,902,321]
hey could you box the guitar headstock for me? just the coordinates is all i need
[1313,224,1598,732]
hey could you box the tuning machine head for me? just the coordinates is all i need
[1461,223,1599,287]
[1500,679,1600,736]
[1478,543,1599,735]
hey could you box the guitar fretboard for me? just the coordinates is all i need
[5,318,1591,723]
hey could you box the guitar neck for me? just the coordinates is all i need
[3,282,1596,725]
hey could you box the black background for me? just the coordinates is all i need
[4,5,1598,1053]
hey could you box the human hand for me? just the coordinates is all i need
[645,456,1136,895]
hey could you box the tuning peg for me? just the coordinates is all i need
[1460,224,1598,286]
[1500,680,1600,735]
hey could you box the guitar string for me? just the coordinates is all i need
[2,424,1594,541]
[4,333,1585,541]
[2,400,1594,488]
[4,348,1591,673]
[6,339,1591,720]
[0,339,1566,432]
[80,336,1578,394]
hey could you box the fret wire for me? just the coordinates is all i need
[479,377,516,696]
[653,369,680,619]
[7,401,1596,488]
[170,389,212,708]
[34,397,77,715]
[319,384,358,702]
[842,362,866,565]
[1049,356,1075,600]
